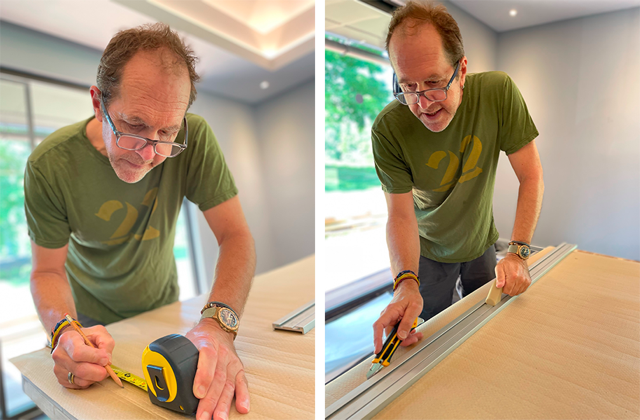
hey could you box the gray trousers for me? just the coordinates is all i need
[77,312,104,327]
[418,245,497,321]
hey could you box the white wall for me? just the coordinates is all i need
[494,8,640,260]
[254,80,316,269]
[440,1,498,73]
[0,21,101,87]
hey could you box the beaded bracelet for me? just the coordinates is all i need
[393,270,420,291]
[50,316,83,353]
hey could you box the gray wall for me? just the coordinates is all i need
[190,80,316,279]
[254,81,316,269]
[494,8,640,260]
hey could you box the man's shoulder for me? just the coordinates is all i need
[468,71,512,90]
[185,112,208,127]
[29,117,91,166]
[372,99,410,134]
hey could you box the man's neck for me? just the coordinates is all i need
[86,118,108,157]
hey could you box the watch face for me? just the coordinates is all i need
[520,246,531,258]
[219,308,238,329]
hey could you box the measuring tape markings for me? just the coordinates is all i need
[111,365,148,392]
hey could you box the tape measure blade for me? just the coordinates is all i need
[111,365,148,392]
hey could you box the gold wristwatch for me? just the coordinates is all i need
[508,241,531,260]
[200,304,239,337]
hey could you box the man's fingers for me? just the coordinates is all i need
[399,330,423,347]
[212,379,235,420]
[69,373,94,389]
[60,332,110,365]
[234,369,250,414]
[495,265,506,289]
[197,368,227,420]
[373,307,401,353]
[397,302,420,340]
[86,325,115,355]
[193,345,218,399]
[53,364,96,389]
[74,362,109,383]
[372,316,389,354]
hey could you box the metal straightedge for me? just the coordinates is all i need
[273,300,315,334]
[326,243,577,420]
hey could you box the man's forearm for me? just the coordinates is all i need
[31,273,77,334]
[386,214,420,279]
[510,176,544,244]
[206,232,256,318]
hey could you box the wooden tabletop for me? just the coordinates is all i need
[12,255,315,420]
[327,249,640,419]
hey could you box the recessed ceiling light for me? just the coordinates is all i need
[509,9,517,17]
[260,81,270,90]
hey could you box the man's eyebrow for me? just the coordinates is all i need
[398,74,444,84]
[121,114,182,132]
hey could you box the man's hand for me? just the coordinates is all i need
[51,325,114,389]
[496,254,532,296]
[187,319,249,420]
[372,280,424,354]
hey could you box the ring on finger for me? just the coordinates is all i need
[68,372,75,385]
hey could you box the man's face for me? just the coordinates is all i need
[389,23,467,133]
[98,49,191,183]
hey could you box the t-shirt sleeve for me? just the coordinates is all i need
[499,74,539,155]
[371,125,413,194]
[184,116,238,211]
[24,162,71,248]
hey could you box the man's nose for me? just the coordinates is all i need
[136,142,155,161]
[417,93,433,109]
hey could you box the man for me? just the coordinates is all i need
[371,1,544,354]
[24,24,254,420]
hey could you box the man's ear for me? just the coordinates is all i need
[89,86,103,123]
[458,56,468,89]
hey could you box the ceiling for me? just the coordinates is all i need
[449,0,640,32]
[0,0,315,104]
[326,0,391,50]
[326,0,640,52]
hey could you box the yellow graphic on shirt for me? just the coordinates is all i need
[426,135,483,191]
[94,188,159,245]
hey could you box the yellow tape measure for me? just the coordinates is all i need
[110,365,148,392]
[106,335,200,415]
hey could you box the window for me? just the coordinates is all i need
[324,41,394,292]
[324,39,395,380]
[0,73,199,417]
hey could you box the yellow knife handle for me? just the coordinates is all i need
[374,318,419,366]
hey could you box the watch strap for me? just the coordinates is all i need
[201,301,236,315]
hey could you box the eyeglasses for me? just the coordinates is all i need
[100,97,188,158]
[393,60,461,105]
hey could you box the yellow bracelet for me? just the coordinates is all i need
[50,318,83,353]
[393,273,420,291]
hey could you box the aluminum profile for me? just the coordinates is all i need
[273,300,315,334]
[326,243,577,420]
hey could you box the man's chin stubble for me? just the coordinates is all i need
[110,158,151,184]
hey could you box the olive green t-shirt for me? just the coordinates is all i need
[24,114,238,324]
[372,71,538,263]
